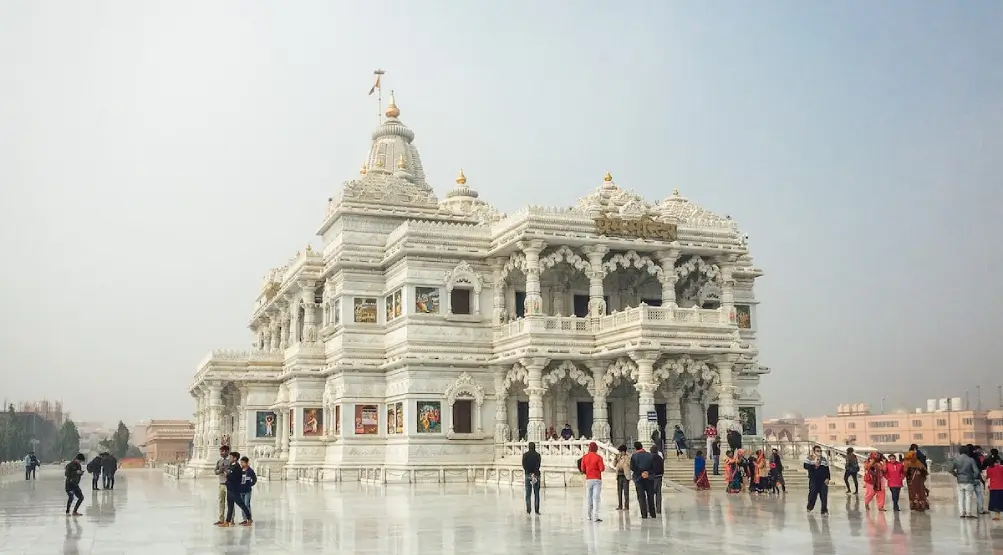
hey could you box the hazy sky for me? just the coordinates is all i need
[1,2,1001,425]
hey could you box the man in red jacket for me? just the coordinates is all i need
[580,441,606,522]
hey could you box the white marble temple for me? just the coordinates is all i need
[1,469,1000,554]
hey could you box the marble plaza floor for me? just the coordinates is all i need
[1,469,1002,554]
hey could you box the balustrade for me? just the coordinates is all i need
[494,305,727,340]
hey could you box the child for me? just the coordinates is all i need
[986,450,1003,521]
[239,456,258,520]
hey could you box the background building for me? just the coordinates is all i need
[805,399,1003,452]
[762,412,808,442]
[142,420,194,465]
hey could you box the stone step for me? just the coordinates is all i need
[662,458,811,490]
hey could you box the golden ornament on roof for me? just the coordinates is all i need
[397,153,406,169]
[604,172,613,182]
[360,162,367,175]
[385,90,400,118]
[673,189,680,196]
[456,169,467,185]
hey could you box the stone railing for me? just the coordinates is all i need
[495,305,727,340]
[0,461,21,477]
[749,439,879,473]
[163,462,187,479]
[501,439,621,466]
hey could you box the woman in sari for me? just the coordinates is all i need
[903,450,929,511]
[725,450,743,493]
[694,450,711,490]
[863,452,887,511]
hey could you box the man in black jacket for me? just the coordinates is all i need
[650,445,665,515]
[64,454,86,516]
[804,445,830,515]
[522,442,542,515]
[219,452,252,527]
[629,441,657,519]
[101,453,118,490]
[86,455,103,490]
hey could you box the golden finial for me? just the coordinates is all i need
[305,244,313,253]
[604,171,613,182]
[397,153,406,169]
[376,158,385,168]
[360,162,367,175]
[385,90,400,118]
[456,169,467,185]
[673,188,680,196]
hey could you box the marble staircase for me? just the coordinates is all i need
[661,454,810,491]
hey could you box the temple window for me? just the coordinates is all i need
[515,291,526,318]
[450,288,472,315]
[452,399,473,434]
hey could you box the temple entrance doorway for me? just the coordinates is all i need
[517,401,529,441]
[576,402,593,439]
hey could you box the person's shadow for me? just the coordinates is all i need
[63,517,83,555]
[846,495,862,537]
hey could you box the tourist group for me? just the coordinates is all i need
[211,444,258,527]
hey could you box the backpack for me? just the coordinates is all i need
[29,455,39,467]
[575,457,584,473]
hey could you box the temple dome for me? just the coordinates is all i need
[439,169,503,223]
[655,189,735,228]
[337,91,438,208]
[572,173,656,218]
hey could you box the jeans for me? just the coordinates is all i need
[713,455,720,475]
[975,481,985,513]
[225,489,252,523]
[103,472,115,489]
[652,476,663,514]
[584,479,602,520]
[25,467,35,480]
[616,474,630,509]
[65,483,84,514]
[241,491,252,511]
[889,487,901,511]
[957,482,975,515]
[524,475,540,513]
[91,473,100,490]
[807,482,828,513]
[844,470,858,493]
[634,479,656,518]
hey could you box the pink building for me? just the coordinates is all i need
[805,402,1003,449]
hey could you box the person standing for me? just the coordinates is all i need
[613,445,631,511]
[804,445,830,515]
[86,455,103,490]
[238,456,257,523]
[903,450,930,511]
[218,452,252,527]
[844,448,859,495]
[101,452,118,490]
[650,445,665,513]
[64,454,86,517]
[951,445,981,518]
[885,454,905,512]
[579,442,605,522]
[24,452,38,480]
[213,445,231,525]
[703,424,717,464]
[712,437,722,475]
[971,444,988,515]
[521,442,542,515]
[694,450,711,490]
[985,450,1003,520]
[629,441,657,519]
[770,448,786,493]
[863,453,886,511]
[671,425,687,458]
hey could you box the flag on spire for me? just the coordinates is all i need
[369,70,384,95]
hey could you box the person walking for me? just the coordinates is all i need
[64,454,86,517]
[521,442,542,515]
[629,441,657,519]
[212,445,231,525]
[863,453,887,511]
[804,445,830,515]
[24,452,39,480]
[712,437,722,475]
[218,451,252,527]
[770,448,786,493]
[238,456,257,524]
[844,447,860,495]
[86,455,103,490]
[985,450,1003,520]
[651,445,665,513]
[951,445,981,518]
[579,442,605,522]
[101,452,118,490]
[885,454,905,512]
[672,425,687,458]
[613,445,631,511]
[971,444,989,515]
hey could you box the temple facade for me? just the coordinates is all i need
[186,93,769,483]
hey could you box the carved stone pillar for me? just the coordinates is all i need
[281,409,291,458]
[587,361,611,443]
[235,386,247,453]
[657,248,681,308]
[581,245,609,317]
[554,383,569,433]
[518,240,546,316]
[261,319,272,353]
[301,283,318,342]
[718,255,738,323]
[490,259,506,324]
[522,357,548,442]
[273,410,283,456]
[716,358,739,436]
[269,318,280,352]
[632,351,659,443]
[279,312,290,350]
[207,383,222,450]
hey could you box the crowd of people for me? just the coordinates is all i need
[212,445,258,527]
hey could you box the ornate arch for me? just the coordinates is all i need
[542,360,595,391]
[653,355,717,385]
[499,251,528,283]
[444,261,483,315]
[675,256,720,282]
[503,362,529,392]
[602,250,663,279]
[602,357,638,390]
[444,372,485,436]
[539,246,592,273]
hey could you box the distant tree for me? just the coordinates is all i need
[56,420,81,460]
[99,421,131,459]
[0,404,28,461]
[125,444,144,458]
